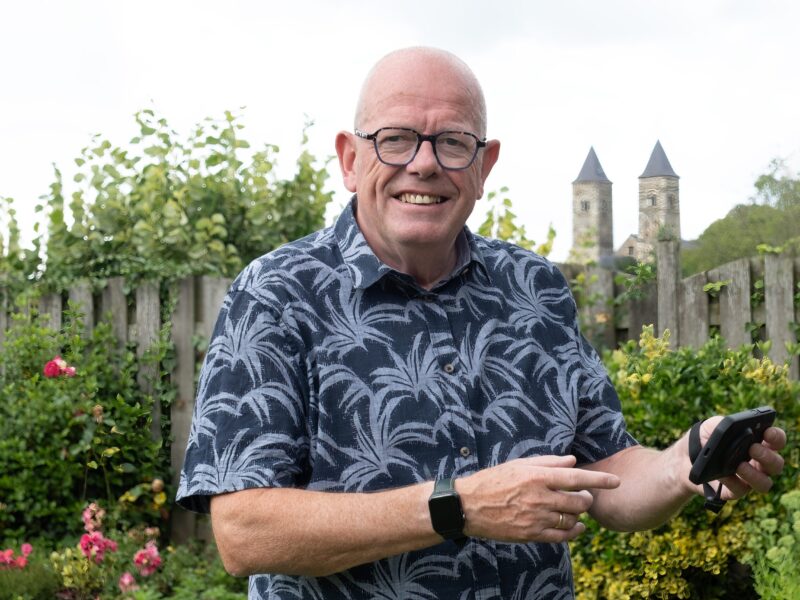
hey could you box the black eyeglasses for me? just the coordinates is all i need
[355,127,486,170]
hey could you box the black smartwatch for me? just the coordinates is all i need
[428,478,466,542]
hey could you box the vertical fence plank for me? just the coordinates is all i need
[102,276,129,348]
[69,280,94,335]
[657,240,680,347]
[764,255,798,379]
[715,259,751,349]
[38,293,63,332]
[679,272,709,348]
[585,266,616,350]
[627,282,657,342]
[135,282,161,442]
[199,276,232,339]
[170,278,197,543]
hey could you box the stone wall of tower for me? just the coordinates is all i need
[571,181,613,263]
[637,175,680,261]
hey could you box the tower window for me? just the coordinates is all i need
[649,194,657,207]
[668,194,676,209]
[580,200,590,212]
[628,245,634,256]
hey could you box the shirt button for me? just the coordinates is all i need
[443,363,455,374]
[460,447,471,458]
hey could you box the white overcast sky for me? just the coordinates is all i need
[2,0,799,262]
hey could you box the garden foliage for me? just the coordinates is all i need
[0,306,167,541]
[571,326,800,599]
[0,109,332,297]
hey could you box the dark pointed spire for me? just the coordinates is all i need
[573,147,611,183]
[640,140,679,178]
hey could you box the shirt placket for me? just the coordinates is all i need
[418,292,503,598]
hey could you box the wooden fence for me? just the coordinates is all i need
[1,243,798,541]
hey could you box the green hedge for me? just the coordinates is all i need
[571,327,800,599]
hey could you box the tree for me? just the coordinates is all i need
[681,161,800,275]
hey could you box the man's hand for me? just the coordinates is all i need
[693,417,787,501]
[456,455,620,544]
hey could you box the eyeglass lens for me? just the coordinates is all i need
[374,128,478,169]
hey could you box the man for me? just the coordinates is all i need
[177,47,786,598]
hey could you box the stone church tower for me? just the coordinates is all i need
[570,147,613,265]
[637,140,680,258]
[571,141,681,264]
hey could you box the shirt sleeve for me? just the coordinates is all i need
[176,287,310,513]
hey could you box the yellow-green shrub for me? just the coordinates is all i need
[571,327,800,599]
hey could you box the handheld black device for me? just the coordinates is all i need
[689,406,776,486]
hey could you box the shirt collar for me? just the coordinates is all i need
[334,196,490,291]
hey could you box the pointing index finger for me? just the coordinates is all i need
[544,467,620,491]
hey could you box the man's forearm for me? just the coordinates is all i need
[584,439,694,532]
[211,483,440,578]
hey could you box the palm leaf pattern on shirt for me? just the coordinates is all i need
[177,203,636,599]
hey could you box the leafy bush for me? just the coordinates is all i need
[0,110,332,298]
[746,485,800,599]
[0,305,167,540]
[571,326,800,599]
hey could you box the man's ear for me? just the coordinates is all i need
[476,139,501,199]
[335,131,358,193]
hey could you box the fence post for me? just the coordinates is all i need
[170,277,197,543]
[657,240,680,347]
[764,254,798,379]
[135,282,161,442]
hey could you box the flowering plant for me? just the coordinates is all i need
[0,543,32,569]
[42,355,77,378]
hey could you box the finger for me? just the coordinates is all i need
[717,475,750,500]
[552,489,595,515]
[762,427,787,452]
[736,461,774,494]
[749,442,785,477]
[539,520,586,544]
[542,467,620,492]
[521,455,578,469]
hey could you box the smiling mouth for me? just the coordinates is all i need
[398,193,445,205]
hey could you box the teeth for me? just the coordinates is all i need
[399,193,442,205]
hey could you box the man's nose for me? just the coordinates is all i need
[406,139,441,178]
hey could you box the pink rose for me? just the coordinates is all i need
[79,531,118,564]
[64,365,77,377]
[20,543,32,558]
[43,360,61,378]
[118,571,139,593]
[133,541,162,576]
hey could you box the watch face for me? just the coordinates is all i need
[430,493,464,534]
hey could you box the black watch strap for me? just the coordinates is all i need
[429,478,467,546]
[689,421,726,513]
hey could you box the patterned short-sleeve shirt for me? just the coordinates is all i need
[177,199,637,599]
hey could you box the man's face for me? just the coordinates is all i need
[336,55,499,270]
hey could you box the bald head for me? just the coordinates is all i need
[354,47,488,137]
